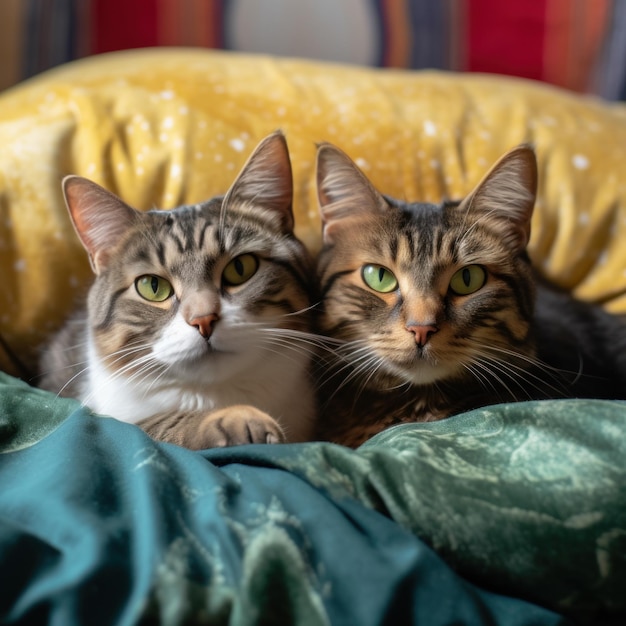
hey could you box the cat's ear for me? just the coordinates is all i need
[63,176,139,274]
[316,143,387,242]
[223,130,294,232]
[462,145,537,250]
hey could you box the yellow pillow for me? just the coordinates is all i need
[2,48,626,377]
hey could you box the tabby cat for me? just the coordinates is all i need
[39,131,318,449]
[314,142,626,447]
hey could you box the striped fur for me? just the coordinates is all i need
[39,132,318,447]
[314,143,626,447]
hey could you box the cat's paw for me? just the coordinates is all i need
[197,405,286,448]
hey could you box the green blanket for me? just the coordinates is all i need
[1,372,624,625]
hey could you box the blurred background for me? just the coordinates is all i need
[0,0,623,99]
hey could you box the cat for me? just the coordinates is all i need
[39,131,319,449]
[313,142,626,447]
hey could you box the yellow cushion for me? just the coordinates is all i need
[2,48,626,377]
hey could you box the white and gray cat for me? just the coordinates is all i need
[314,142,626,447]
[39,131,318,449]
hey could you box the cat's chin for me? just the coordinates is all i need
[170,349,246,383]
[383,360,460,388]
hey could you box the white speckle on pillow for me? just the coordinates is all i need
[423,120,437,136]
[578,212,590,225]
[14,259,25,272]
[355,157,369,169]
[229,138,245,152]
[572,154,590,170]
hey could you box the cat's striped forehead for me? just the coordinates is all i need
[121,199,284,277]
[361,201,454,275]
[364,198,509,278]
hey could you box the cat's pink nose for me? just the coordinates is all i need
[406,324,438,347]
[190,314,219,338]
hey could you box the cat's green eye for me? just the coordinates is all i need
[449,265,486,295]
[223,254,259,286]
[362,264,398,293]
[135,275,174,302]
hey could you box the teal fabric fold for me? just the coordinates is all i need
[0,372,78,453]
[204,399,626,623]
[1,372,623,624]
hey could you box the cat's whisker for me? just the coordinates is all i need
[357,356,389,394]
[467,340,573,396]
[257,327,341,348]
[97,350,160,385]
[100,344,154,368]
[141,361,174,396]
[80,356,167,410]
[251,328,342,364]
[464,358,525,402]
[326,350,385,398]
[276,301,323,318]
[462,363,497,396]
[46,339,151,398]
[456,206,498,251]
[255,343,313,369]
[318,341,377,387]
[333,339,375,360]
[466,346,569,400]
[46,337,150,397]
[343,354,403,416]
[479,343,576,381]
[55,362,92,398]
[258,338,323,362]
[254,337,317,363]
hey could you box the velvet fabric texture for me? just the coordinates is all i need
[1,373,625,624]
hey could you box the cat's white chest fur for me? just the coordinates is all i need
[82,314,315,442]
